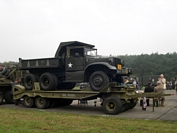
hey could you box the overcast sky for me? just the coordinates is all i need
[0,0,177,62]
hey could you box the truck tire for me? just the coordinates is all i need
[35,97,48,109]
[0,67,7,75]
[89,71,109,91]
[103,96,122,115]
[24,74,38,90]
[0,92,4,105]
[5,91,15,104]
[23,96,35,108]
[40,73,55,90]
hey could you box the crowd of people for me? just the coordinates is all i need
[124,74,177,108]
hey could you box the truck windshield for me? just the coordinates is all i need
[85,48,97,56]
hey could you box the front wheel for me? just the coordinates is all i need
[103,96,122,115]
[89,71,109,91]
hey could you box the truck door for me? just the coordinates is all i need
[66,47,85,71]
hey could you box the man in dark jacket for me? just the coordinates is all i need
[144,83,154,92]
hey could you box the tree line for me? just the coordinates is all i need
[119,52,177,81]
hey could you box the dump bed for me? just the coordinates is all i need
[18,57,63,69]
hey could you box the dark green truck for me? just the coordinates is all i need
[19,41,132,91]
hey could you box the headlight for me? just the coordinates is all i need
[117,64,122,70]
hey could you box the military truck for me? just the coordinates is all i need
[0,67,26,105]
[19,41,132,91]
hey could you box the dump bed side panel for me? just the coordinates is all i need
[18,57,62,69]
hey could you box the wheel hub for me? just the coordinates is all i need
[93,76,103,86]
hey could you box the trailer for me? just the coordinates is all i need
[13,82,171,115]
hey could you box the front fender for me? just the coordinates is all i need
[85,62,117,71]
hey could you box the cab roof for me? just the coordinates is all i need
[55,41,95,57]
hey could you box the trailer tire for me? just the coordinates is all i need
[5,91,14,104]
[24,74,38,90]
[0,92,4,105]
[35,97,48,109]
[0,67,7,75]
[103,96,122,115]
[40,73,55,90]
[89,71,109,91]
[23,96,35,108]
[129,101,137,109]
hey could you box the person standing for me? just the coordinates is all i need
[154,81,165,107]
[158,74,166,92]
[124,77,129,84]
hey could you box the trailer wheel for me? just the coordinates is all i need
[121,103,129,112]
[0,92,4,105]
[24,74,38,90]
[103,96,122,115]
[40,73,55,90]
[23,96,35,108]
[5,91,14,104]
[35,97,48,109]
[89,71,109,91]
[0,67,7,75]
[129,101,137,109]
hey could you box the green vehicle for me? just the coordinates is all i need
[19,41,132,91]
[0,67,25,104]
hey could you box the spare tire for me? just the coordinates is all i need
[0,67,7,75]
[24,74,38,90]
[40,72,55,90]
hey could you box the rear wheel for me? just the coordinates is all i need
[0,92,4,105]
[35,97,48,109]
[103,96,122,115]
[5,91,14,104]
[23,96,35,108]
[89,71,109,91]
[24,74,38,90]
[40,73,55,90]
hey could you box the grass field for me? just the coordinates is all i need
[0,108,177,133]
